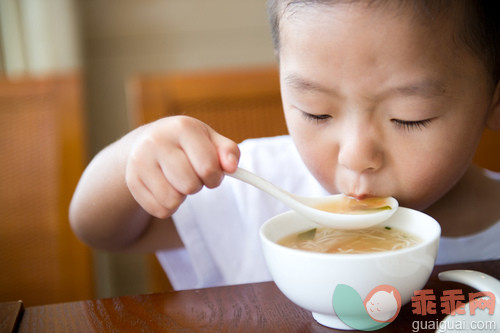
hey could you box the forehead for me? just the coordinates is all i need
[277,2,489,100]
[278,0,459,24]
[277,1,461,51]
[278,1,466,70]
[279,3,454,63]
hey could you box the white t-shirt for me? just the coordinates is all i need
[156,135,328,290]
[436,169,500,265]
[156,135,500,290]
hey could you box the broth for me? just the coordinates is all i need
[315,196,392,214]
[278,226,421,254]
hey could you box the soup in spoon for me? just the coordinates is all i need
[315,196,393,214]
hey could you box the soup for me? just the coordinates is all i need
[278,226,421,254]
[315,196,392,214]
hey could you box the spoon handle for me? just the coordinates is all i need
[226,167,301,208]
[226,167,398,229]
[438,270,500,296]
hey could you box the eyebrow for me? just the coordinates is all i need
[283,73,337,96]
[283,73,447,99]
[392,80,447,98]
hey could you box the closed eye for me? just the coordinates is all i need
[301,112,332,124]
[391,118,433,131]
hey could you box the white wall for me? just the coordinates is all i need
[0,0,276,300]
[79,0,277,298]
[80,0,276,156]
[0,0,81,76]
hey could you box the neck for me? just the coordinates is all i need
[424,165,500,237]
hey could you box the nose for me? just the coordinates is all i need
[337,122,383,174]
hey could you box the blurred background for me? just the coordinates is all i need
[81,0,275,156]
[0,0,276,304]
[2,0,498,307]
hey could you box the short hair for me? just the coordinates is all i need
[267,0,500,85]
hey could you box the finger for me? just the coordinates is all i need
[177,125,228,188]
[126,168,176,219]
[156,146,205,195]
[209,128,240,173]
[144,162,191,214]
[127,147,187,218]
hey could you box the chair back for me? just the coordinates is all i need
[127,66,287,292]
[0,75,93,306]
[474,128,500,172]
[127,65,500,292]
[128,65,500,171]
[127,66,288,143]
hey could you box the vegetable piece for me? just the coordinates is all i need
[297,228,317,241]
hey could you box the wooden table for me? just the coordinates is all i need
[12,260,500,332]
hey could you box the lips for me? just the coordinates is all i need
[335,171,386,200]
[344,192,374,200]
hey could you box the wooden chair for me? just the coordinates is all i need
[128,66,499,171]
[127,66,500,292]
[0,74,93,306]
[127,66,287,292]
[474,128,500,172]
[127,66,288,143]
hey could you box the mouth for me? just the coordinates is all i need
[336,174,386,201]
[344,192,374,201]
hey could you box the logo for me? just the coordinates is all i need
[332,285,496,331]
[332,284,401,331]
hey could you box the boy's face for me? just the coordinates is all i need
[279,3,497,210]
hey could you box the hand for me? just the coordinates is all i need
[125,116,240,219]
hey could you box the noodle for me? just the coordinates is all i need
[278,226,421,254]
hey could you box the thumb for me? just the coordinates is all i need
[209,129,240,173]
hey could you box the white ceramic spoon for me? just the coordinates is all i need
[437,270,500,332]
[226,167,398,229]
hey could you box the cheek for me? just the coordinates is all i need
[393,136,474,209]
[298,145,340,194]
[286,114,340,193]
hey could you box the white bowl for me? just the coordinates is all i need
[260,207,441,330]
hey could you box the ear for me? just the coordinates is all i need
[487,81,500,131]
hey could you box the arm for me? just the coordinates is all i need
[69,116,240,252]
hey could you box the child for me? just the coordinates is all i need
[70,0,500,290]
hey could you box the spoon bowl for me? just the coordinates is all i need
[437,270,500,332]
[227,167,398,229]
